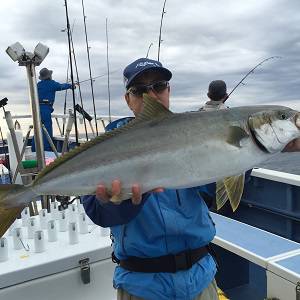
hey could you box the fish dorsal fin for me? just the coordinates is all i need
[216,173,245,211]
[34,95,173,182]
[137,94,173,122]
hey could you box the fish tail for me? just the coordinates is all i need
[0,184,32,237]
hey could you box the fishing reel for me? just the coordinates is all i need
[55,195,80,210]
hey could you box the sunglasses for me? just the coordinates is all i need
[127,80,169,97]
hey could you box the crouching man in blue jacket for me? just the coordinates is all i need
[82,58,218,300]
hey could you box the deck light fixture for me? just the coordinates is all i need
[6,42,49,66]
[5,42,50,174]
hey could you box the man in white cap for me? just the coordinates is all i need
[33,68,73,151]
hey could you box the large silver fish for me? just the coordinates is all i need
[1,95,300,237]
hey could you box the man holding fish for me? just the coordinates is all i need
[83,58,220,300]
[82,58,300,300]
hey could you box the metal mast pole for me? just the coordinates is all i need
[26,64,45,170]
[81,0,99,136]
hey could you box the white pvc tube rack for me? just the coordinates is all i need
[47,220,58,242]
[78,213,88,234]
[12,228,23,250]
[50,202,59,220]
[39,209,48,230]
[68,222,79,245]
[27,217,37,239]
[58,210,67,232]
[0,237,8,262]
[21,207,30,226]
[34,230,45,253]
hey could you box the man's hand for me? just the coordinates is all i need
[283,138,300,152]
[95,179,164,205]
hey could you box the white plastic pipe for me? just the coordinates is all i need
[21,207,30,226]
[27,217,37,239]
[47,220,58,242]
[34,230,45,253]
[39,209,48,230]
[78,213,88,234]
[58,210,67,232]
[0,237,8,262]
[68,222,79,245]
[12,228,23,250]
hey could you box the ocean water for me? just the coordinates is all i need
[257,152,300,175]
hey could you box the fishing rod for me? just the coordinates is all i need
[81,0,99,136]
[64,0,79,146]
[157,0,167,62]
[62,56,70,136]
[62,20,75,136]
[0,97,11,182]
[146,43,153,58]
[69,28,89,141]
[227,56,282,99]
[106,18,112,124]
[76,71,117,84]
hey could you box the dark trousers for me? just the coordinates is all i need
[32,104,53,152]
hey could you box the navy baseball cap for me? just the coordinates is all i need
[123,58,172,89]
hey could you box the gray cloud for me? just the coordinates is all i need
[0,0,299,127]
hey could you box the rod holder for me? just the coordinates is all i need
[34,230,45,253]
[47,220,58,242]
[58,210,68,232]
[68,222,79,245]
[0,237,8,262]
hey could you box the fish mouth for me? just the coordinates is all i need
[296,113,300,129]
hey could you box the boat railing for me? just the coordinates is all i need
[251,167,300,187]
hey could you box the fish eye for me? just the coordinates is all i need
[278,112,287,120]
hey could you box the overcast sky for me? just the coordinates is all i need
[0,0,299,132]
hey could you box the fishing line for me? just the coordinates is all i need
[106,18,112,124]
[77,71,117,85]
[63,0,79,146]
[157,0,167,62]
[81,0,99,136]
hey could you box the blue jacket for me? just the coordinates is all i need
[82,118,217,300]
[37,79,72,105]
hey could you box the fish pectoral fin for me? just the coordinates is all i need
[223,174,245,211]
[226,126,249,148]
[216,181,229,210]
[0,205,25,238]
